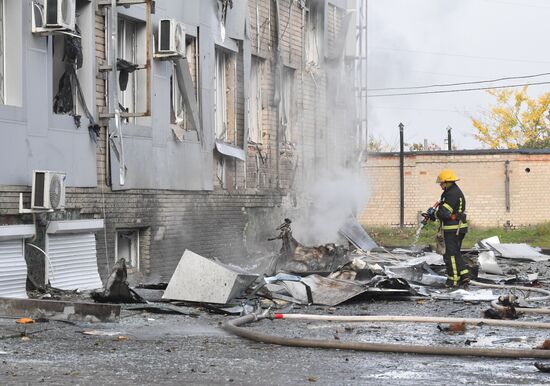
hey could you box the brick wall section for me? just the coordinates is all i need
[359,151,550,228]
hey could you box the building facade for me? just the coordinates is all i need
[0,0,360,289]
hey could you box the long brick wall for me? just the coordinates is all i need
[359,150,550,228]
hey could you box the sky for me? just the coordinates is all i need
[367,0,550,150]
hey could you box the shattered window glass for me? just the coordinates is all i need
[170,36,198,129]
[117,17,138,118]
[215,49,228,140]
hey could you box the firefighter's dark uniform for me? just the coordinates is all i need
[436,182,469,286]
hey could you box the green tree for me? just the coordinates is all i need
[471,87,550,149]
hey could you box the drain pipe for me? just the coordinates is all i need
[223,312,550,359]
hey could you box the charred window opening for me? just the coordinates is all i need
[248,56,263,144]
[305,0,323,66]
[215,48,237,141]
[116,229,140,270]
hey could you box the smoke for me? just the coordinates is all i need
[290,168,370,246]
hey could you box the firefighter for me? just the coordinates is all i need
[423,169,469,288]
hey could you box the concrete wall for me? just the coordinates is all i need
[0,0,355,283]
[359,150,550,228]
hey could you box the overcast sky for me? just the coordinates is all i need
[367,0,550,150]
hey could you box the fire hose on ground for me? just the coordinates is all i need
[223,281,550,358]
[223,311,550,358]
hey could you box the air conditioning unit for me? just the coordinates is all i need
[43,0,76,31]
[158,19,186,57]
[31,171,66,210]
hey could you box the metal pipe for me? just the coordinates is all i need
[273,313,550,329]
[505,160,511,212]
[399,122,404,228]
[145,0,151,116]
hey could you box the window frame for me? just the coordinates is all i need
[248,56,263,144]
[115,228,140,270]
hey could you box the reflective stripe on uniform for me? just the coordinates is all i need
[442,203,453,213]
[442,223,468,230]
[459,197,463,213]
[460,269,469,276]
[450,256,458,284]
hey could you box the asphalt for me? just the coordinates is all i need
[1,298,550,385]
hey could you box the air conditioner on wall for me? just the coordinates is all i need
[158,19,186,57]
[34,0,76,32]
[31,171,66,210]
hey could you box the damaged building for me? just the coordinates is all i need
[0,0,366,295]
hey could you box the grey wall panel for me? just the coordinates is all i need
[225,0,248,40]
[27,48,49,137]
[0,122,30,185]
[0,1,97,188]
[110,137,213,191]
[152,61,171,148]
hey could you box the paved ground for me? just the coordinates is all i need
[1,297,550,385]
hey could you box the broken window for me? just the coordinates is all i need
[216,157,226,189]
[281,67,295,143]
[214,48,236,142]
[170,36,198,129]
[52,0,93,117]
[116,229,140,270]
[117,16,146,123]
[305,1,323,66]
[248,56,263,144]
[327,3,344,54]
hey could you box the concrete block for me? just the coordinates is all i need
[162,250,258,304]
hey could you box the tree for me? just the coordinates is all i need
[408,141,442,151]
[367,135,394,152]
[471,86,550,149]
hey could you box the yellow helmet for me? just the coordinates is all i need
[436,169,459,183]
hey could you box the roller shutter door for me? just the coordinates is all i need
[46,233,102,290]
[0,239,28,298]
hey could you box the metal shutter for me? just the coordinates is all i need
[46,233,103,290]
[0,239,28,298]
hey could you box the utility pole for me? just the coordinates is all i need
[447,126,452,151]
[399,122,404,228]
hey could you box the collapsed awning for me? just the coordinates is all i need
[215,140,246,161]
